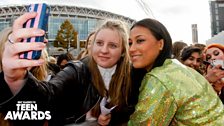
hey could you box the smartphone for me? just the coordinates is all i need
[211,60,224,70]
[19,3,50,60]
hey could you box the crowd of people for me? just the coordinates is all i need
[0,12,224,126]
[173,41,224,103]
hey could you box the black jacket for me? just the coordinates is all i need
[0,57,146,126]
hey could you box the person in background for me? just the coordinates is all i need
[47,56,60,78]
[128,18,224,125]
[193,43,206,74]
[180,45,203,74]
[76,31,95,60]
[0,27,12,126]
[172,41,187,61]
[203,43,224,103]
[48,56,57,64]
[56,52,74,69]
[0,27,12,72]
[0,12,145,126]
[193,43,206,51]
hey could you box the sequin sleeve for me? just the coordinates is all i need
[128,74,177,126]
[128,59,224,125]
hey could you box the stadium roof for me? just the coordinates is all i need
[0,0,148,20]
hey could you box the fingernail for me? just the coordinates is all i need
[38,43,46,48]
[37,60,44,65]
[34,30,44,35]
[30,12,37,15]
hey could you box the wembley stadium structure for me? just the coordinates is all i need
[0,4,135,55]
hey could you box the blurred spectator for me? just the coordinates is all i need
[0,27,12,126]
[203,43,224,103]
[76,31,95,60]
[48,56,57,64]
[56,53,74,69]
[180,45,203,74]
[172,41,188,60]
[193,43,206,74]
[47,56,60,80]
[0,27,12,72]
[193,43,206,51]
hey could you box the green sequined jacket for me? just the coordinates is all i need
[129,59,224,126]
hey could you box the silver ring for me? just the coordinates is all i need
[8,34,15,44]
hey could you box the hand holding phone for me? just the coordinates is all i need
[211,60,224,70]
[20,3,50,60]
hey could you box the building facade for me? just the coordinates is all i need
[209,0,224,36]
[191,24,198,44]
[206,30,224,45]
[0,4,135,55]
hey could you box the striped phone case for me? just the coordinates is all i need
[20,3,50,60]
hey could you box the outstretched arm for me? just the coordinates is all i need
[2,12,46,94]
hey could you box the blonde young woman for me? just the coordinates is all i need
[0,13,145,126]
[0,27,12,72]
[0,27,13,126]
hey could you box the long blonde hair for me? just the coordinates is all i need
[0,113,12,126]
[88,20,131,116]
[30,48,49,81]
[0,27,12,72]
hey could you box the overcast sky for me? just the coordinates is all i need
[0,0,211,45]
